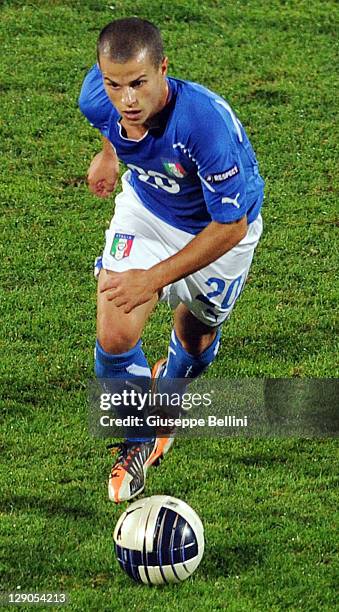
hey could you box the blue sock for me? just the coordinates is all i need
[163,328,221,379]
[156,328,221,415]
[95,339,153,442]
[95,339,151,378]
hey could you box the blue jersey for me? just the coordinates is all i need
[79,64,264,235]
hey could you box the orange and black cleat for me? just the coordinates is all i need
[107,359,177,503]
[107,437,173,503]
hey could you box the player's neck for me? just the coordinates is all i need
[120,120,148,140]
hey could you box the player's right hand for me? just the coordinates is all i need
[87,150,119,198]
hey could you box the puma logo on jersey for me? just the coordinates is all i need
[221,192,241,208]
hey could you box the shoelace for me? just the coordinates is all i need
[107,442,141,477]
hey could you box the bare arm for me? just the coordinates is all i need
[87,136,120,198]
[149,216,247,292]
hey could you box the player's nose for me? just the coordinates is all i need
[121,86,137,107]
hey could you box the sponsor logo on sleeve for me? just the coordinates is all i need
[205,164,239,184]
[110,232,135,260]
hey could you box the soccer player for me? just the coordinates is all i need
[79,17,265,503]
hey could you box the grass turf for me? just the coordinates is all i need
[0,0,338,610]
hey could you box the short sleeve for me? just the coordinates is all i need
[189,99,248,223]
[78,64,116,138]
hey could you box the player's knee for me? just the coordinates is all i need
[97,328,140,355]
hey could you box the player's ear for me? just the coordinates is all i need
[161,56,168,76]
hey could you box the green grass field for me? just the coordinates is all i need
[0,0,338,610]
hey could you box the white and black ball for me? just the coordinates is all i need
[113,495,204,585]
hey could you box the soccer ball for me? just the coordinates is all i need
[113,495,204,585]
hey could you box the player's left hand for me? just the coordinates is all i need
[99,269,158,313]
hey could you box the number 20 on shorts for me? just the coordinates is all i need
[196,275,244,311]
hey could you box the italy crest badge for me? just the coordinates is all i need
[110,232,135,261]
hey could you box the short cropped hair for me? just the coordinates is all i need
[97,18,164,68]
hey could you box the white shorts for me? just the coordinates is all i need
[100,172,263,327]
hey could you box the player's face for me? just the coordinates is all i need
[99,50,168,127]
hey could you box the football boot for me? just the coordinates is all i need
[107,437,173,503]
